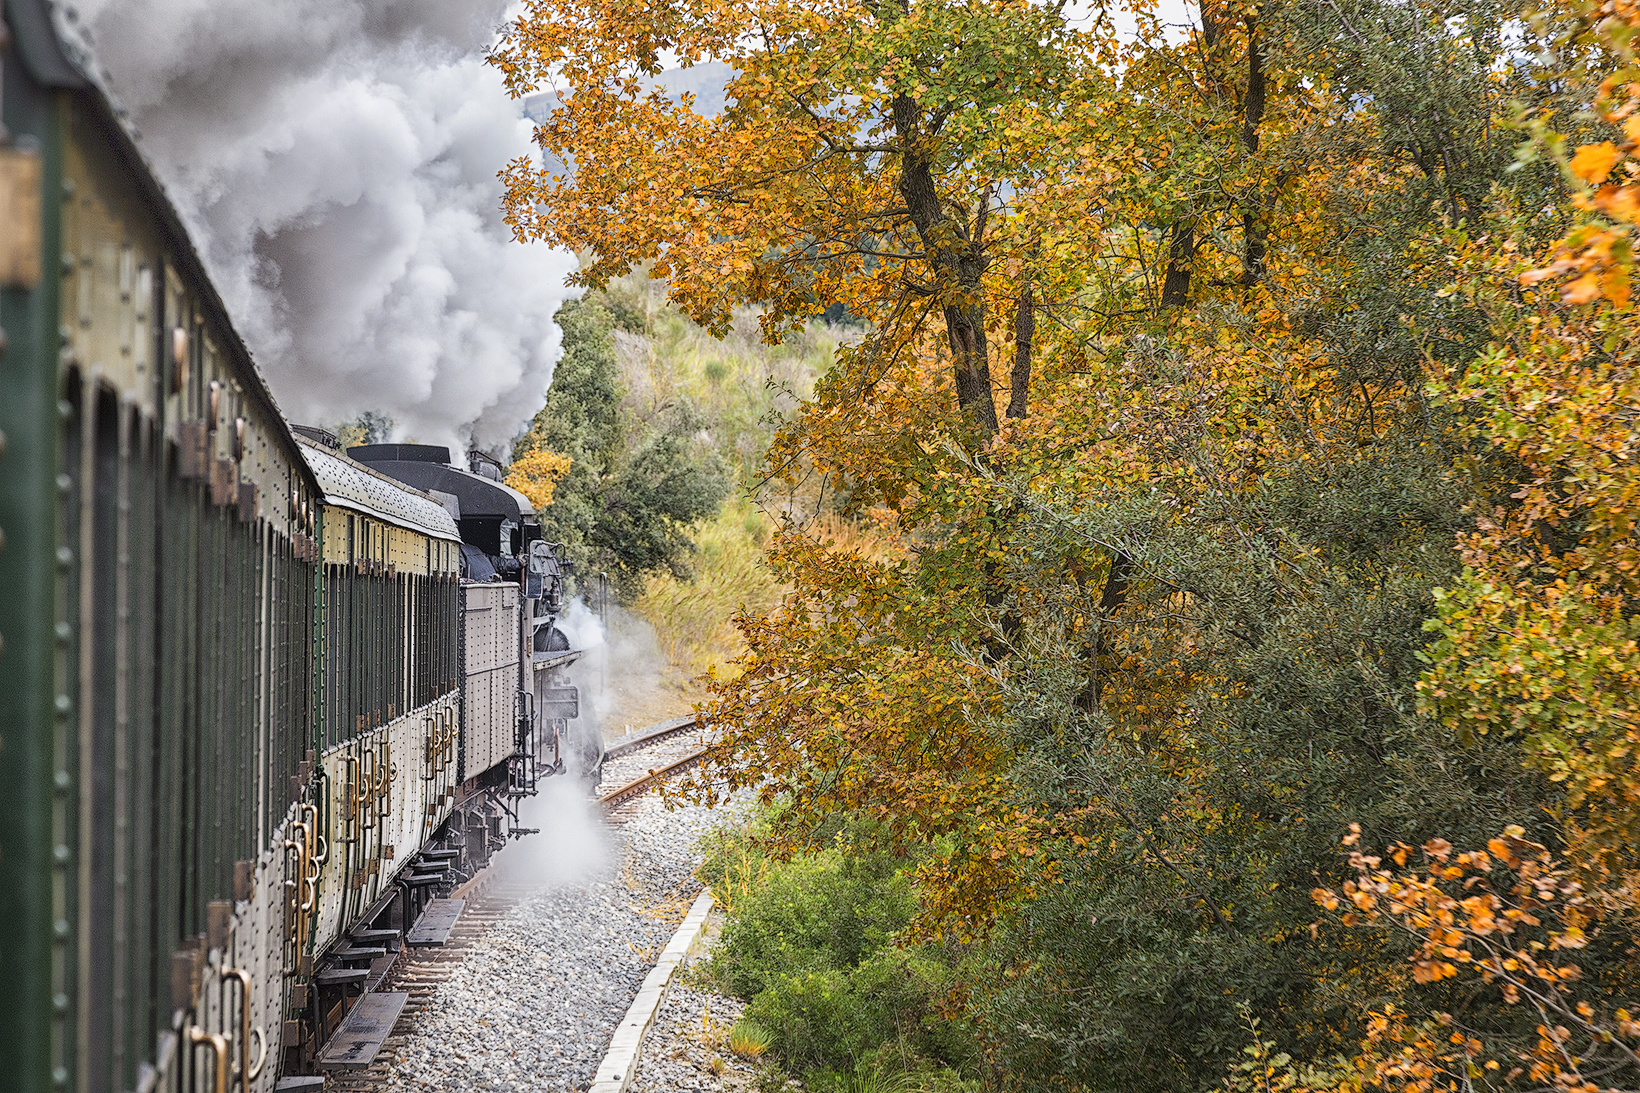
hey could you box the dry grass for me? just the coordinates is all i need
[798,511,905,561]
[634,500,783,679]
[632,505,902,684]
[704,832,773,917]
[631,503,906,690]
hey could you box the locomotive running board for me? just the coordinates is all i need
[316,991,409,1070]
[406,897,464,946]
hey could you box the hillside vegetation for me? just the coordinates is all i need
[513,276,852,681]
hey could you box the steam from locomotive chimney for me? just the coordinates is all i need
[73,0,576,450]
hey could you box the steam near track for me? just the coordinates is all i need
[330,729,726,1093]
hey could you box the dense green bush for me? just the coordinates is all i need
[700,815,977,1078]
[512,298,729,596]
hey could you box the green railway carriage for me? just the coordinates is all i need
[0,2,326,1091]
[296,437,466,1029]
[0,6,593,1092]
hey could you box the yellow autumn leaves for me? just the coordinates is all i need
[504,448,573,510]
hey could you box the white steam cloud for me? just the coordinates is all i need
[555,596,607,655]
[73,0,576,450]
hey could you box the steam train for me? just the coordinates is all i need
[0,4,601,1091]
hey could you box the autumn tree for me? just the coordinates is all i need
[1284,15,1640,1092]
[490,0,1115,437]
[504,448,574,511]
[491,0,1640,1090]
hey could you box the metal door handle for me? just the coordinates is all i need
[188,1026,229,1093]
[301,801,327,866]
[340,755,360,842]
[378,738,395,817]
[247,1025,266,1081]
[358,750,376,830]
[285,823,315,915]
[219,967,257,1093]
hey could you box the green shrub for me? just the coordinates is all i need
[805,1044,985,1093]
[744,947,970,1072]
[699,812,977,1077]
[707,844,914,999]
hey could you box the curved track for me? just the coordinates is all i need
[596,747,711,813]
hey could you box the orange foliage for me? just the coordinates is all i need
[1420,6,1640,877]
[1311,826,1640,1093]
[504,448,573,511]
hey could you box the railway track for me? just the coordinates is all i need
[595,716,712,820]
[597,746,711,815]
[318,716,713,1091]
[601,714,702,759]
[327,877,526,1093]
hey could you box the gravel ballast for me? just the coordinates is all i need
[627,952,755,1093]
[381,785,729,1092]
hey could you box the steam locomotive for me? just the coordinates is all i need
[0,4,599,1090]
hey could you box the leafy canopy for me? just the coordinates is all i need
[494,0,1640,1090]
[491,0,1115,435]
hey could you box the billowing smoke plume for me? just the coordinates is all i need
[72,0,576,450]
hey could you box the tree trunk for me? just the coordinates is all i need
[893,93,1000,436]
[1074,551,1134,712]
[1161,221,1195,308]
[1240,9,1269,287]
[1008,283,1033,419]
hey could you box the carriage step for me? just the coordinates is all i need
[314,967,368,987]
[405,898,464,946]
[316,991,408,1070]
[333,945,387,961]
[350,927,400,949]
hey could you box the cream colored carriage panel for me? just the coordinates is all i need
[63,118,304,535]
[323,505,350,564]
[59,135,160,418]
[310,693,459,958]
[311,745,346,967]
[389,526,429,576]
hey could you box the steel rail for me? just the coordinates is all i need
[600,715,701,761]
[596,747,710,812]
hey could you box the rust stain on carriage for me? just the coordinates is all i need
[210,458,237,505]
[178,420,208,479]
